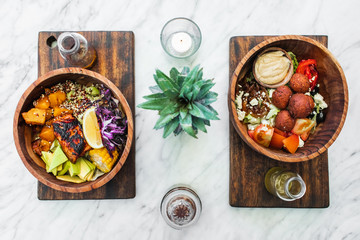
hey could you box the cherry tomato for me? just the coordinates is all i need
[291,118,316,135]
[253,124,274,148]
[248,130,255,139]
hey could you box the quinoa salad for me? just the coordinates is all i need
[22,80,127,183]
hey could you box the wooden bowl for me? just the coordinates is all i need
[13,68,134,192]
[229,35,348,162]
[252,47,294,88]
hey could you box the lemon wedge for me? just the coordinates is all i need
[83,107,103,149]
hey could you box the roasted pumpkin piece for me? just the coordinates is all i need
[40,139,52,152]
[44,88,51,95]
[22,108,46,125]
[45,109,53,120]
[53,106,73,117]
[48,91,66,107]
[39,125,55,142]
[34,95,50,109]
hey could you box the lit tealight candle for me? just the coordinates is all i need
[171,32,193,54]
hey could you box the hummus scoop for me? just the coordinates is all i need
[253,47,293,88]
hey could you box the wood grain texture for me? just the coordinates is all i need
[229,35,348,162]
[229,36,336,208]
[35,31,135,199]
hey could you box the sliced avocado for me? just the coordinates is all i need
[85,169,95,181]
[69,161,80,177]
[58,161,70,176]
[56,175,85,183]
[91,169,105,181]
[48,146,68,172]
[57,164,63,171]
[83,158,96,171]
[66,90,75,100]
[41,151,54,173]
[50,139,60,152]
[41,151,53,166]
[78,158,93,180]
[85,86,100,96]
[51,168,57,176]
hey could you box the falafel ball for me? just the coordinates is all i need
[288,93,313,118]
[289,73,310,93]
[275,110,295,132]
[307,95,315,109]
[272,86,292,109]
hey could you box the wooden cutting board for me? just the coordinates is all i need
[229,36,329,208]
[37,31,135,200]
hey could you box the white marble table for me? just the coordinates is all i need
[1,0,359,239]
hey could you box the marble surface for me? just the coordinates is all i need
[1,0,359,239]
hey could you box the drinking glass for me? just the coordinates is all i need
[160,186,202,229]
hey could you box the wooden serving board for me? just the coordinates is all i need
[37,31,135,200]
[229,36,329,208]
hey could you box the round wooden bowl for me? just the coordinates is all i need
[252,47,294,88]
[13,68,134,192]
[229,35,348,162]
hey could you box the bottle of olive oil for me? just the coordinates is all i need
[57,32,97,69]
[264,167,306,201]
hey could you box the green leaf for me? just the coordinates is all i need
[174,125,183,135]
[192,117,207,133]
[163,89,179,99]
[180,65,200,98]
[157,69,178,86]
[194,102,219,120]
[189,103,206,119]
[163,117,180,138]
[160,103,180,115]
[154,70,180,94]
[180,107,188,119]
[180,114,197,138]
[190,80,205,101]
[196,81,215,100]
[197,69,203,80]
[170,68,180,82]
[181,66,190,75]
[176,75,186,88]
[288,51,299,73]
[137,99,170,110]
[202,92,218,105]
[154,112,179,129]
[204,120,210,126]
[207,105,220,117]
[185,91,193,102]
[149,85,163,94]
[143,93,166,100]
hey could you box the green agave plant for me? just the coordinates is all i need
[138,65,219,138]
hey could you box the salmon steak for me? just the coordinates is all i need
[52,114,88,163]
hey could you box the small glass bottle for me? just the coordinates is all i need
[264,167,306,201]
[160,186,202,230]
[57,32,96,69]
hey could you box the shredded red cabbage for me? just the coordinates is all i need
[95,88,127,156]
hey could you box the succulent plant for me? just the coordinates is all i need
[138,65,219,138]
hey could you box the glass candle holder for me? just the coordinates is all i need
[57,32,97,69]
[264,167,306,201]
[160,186,202,230]
[160,17,202,58]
